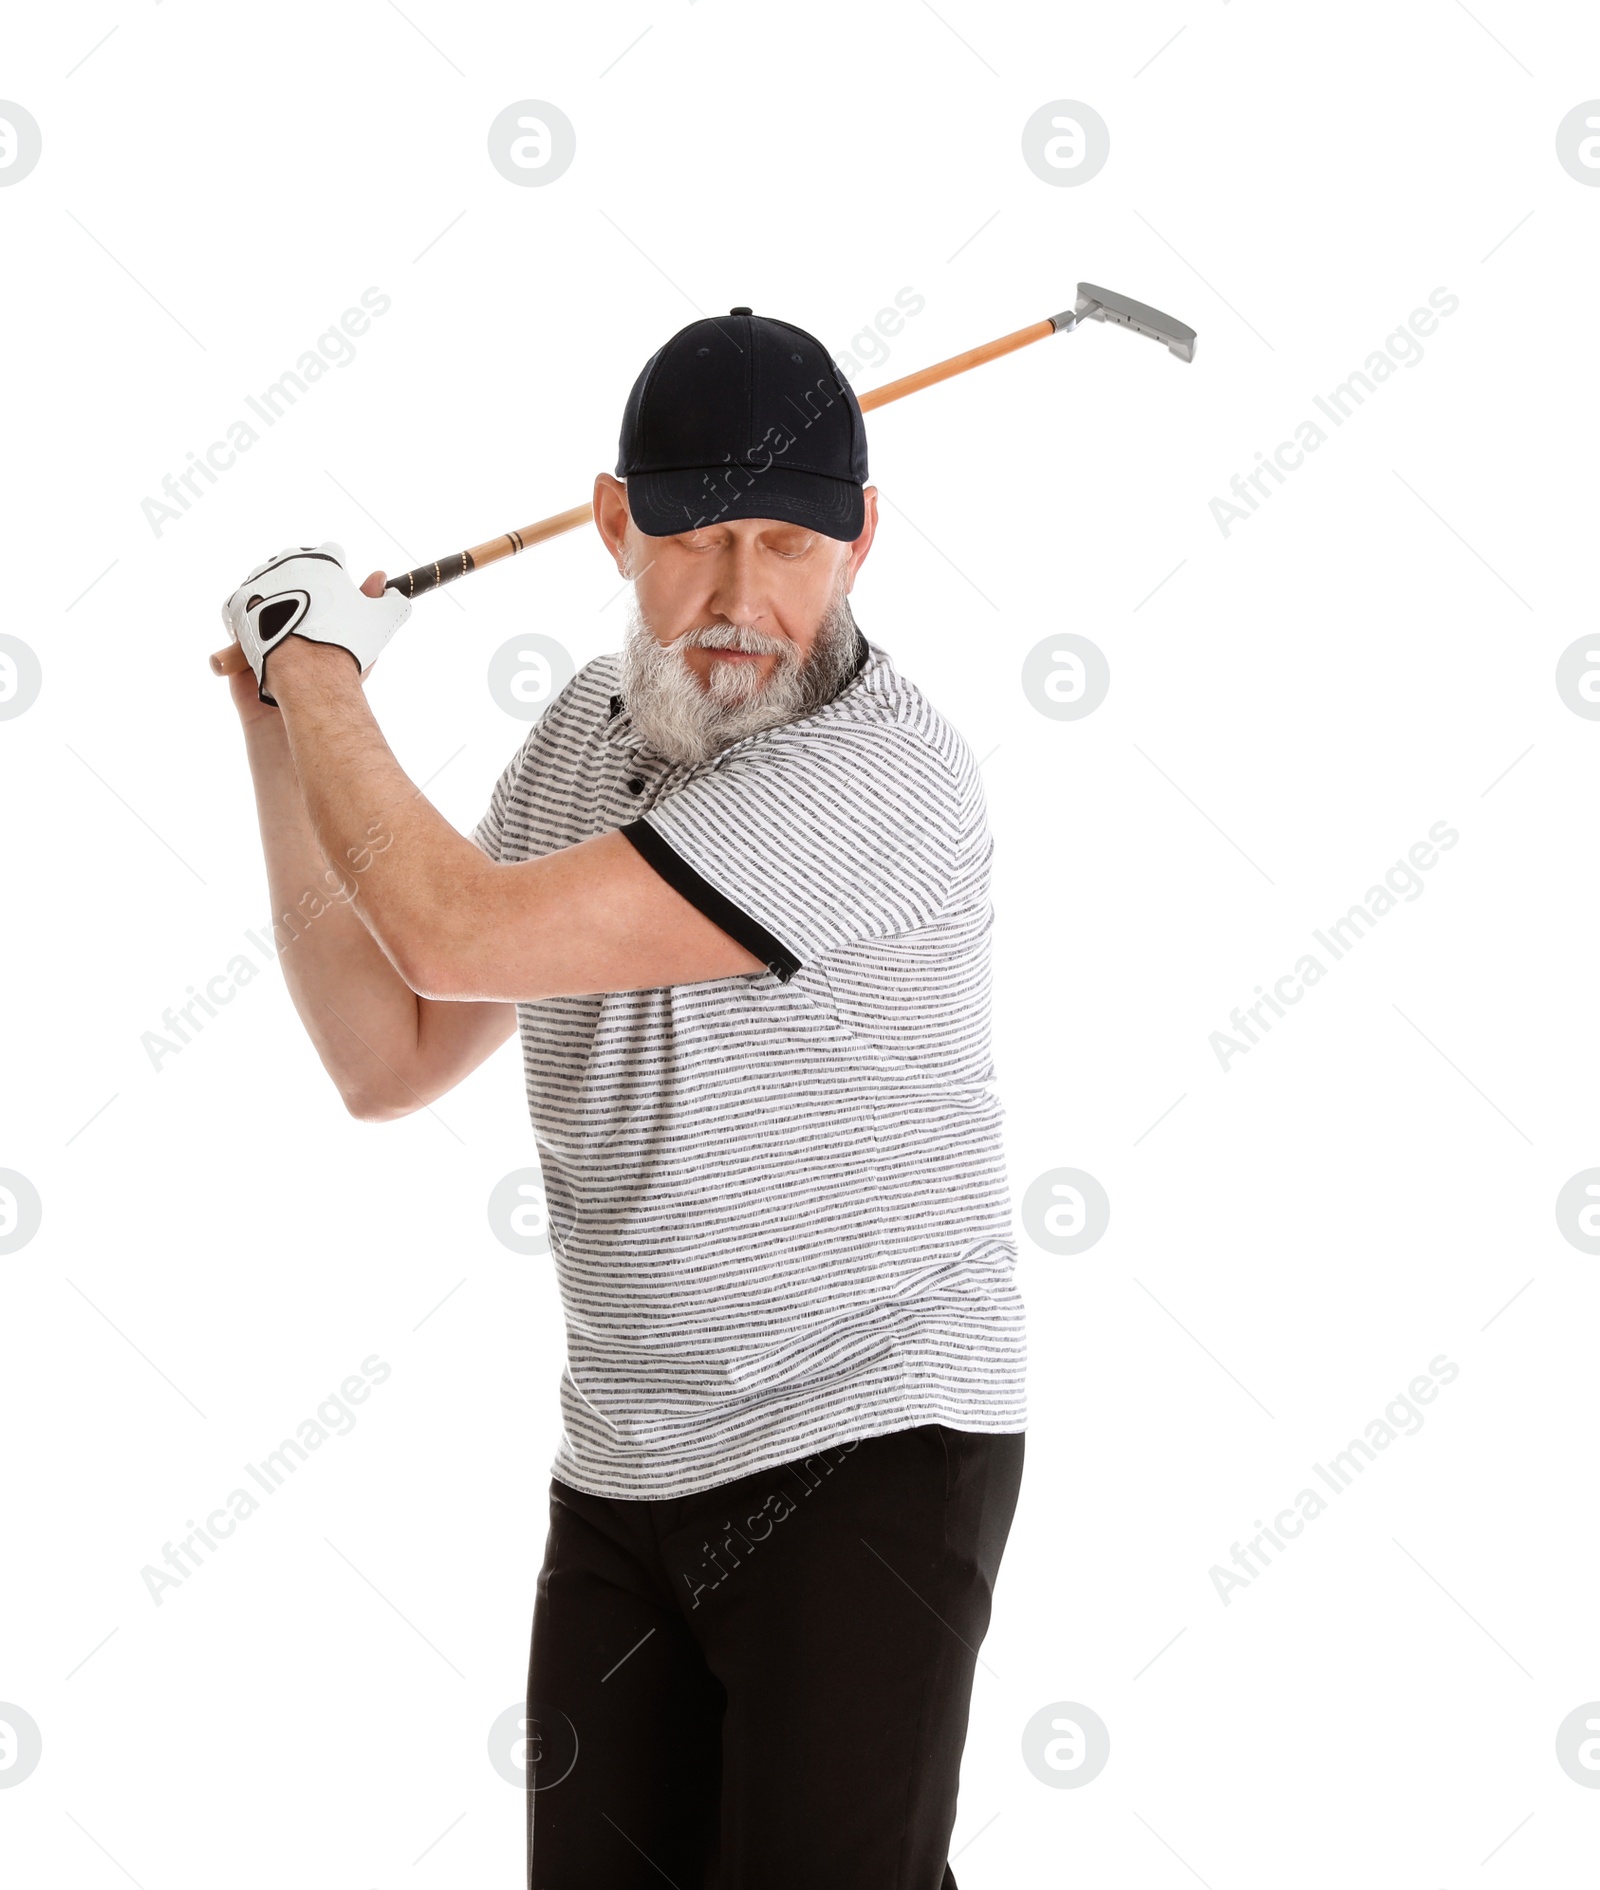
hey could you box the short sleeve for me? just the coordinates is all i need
[471,740,524,861]
[622,721,967,977]
[471,661,599,860]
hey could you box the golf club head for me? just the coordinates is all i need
[1070,283,1197,362]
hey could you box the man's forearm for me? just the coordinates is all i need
[265,638,495,995]
[242,709,427,1114]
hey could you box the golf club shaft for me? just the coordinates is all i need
[208,314,1063,679]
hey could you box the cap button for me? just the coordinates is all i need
[730,306,752,316]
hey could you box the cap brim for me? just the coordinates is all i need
[625,464,864,542]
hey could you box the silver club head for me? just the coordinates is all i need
[1049,283,1197,362]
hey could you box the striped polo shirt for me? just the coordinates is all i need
[472,625,1027,1500]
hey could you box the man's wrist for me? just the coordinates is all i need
[265,635,361,705]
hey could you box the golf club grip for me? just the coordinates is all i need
[389,501,599,598]
[387,551,474,598]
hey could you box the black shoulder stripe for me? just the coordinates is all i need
[620,817,802,982]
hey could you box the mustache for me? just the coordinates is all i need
[672,623,795,657]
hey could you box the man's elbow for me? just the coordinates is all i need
[385,876,499,1002]
[339,1078,421,1123]
[388,928,472,1004]
[398,961,473,1003]
[392,938,500,1004]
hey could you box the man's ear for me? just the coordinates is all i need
[593,472,632,575]
[844,485,879,592]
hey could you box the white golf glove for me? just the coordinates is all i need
[221,541,412,706]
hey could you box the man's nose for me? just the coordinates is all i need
[705,542,767,629]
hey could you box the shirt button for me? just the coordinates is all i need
[627,777,645,794]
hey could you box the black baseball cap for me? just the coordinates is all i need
[616,307,869,542]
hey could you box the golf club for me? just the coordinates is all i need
[209,283,1195,679]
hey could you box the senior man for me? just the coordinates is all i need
[225,307,1026,1889]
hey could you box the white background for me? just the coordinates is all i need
[3,3,1599,1885]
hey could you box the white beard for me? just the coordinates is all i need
[616,579,864,767]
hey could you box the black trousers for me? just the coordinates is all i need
[523,1422,1025,1889]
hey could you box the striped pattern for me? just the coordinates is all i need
[473,636,1026,1499]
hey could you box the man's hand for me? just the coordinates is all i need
[221,542,410,707]
[228,570,390,728]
